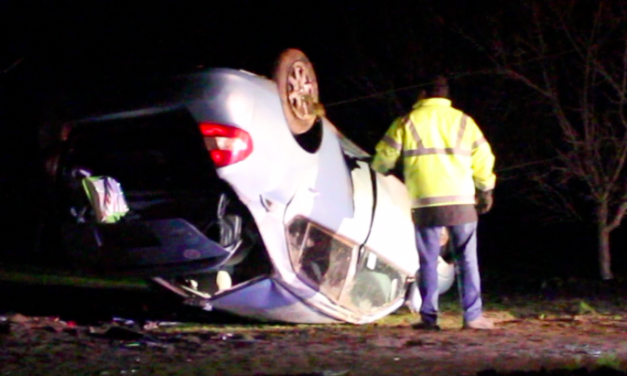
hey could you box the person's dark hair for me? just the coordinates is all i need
[423,75,449,98]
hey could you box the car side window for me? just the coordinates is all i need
[287,216,353,300]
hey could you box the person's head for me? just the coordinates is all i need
[418,75,449,100]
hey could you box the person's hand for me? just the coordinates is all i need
[476,190,493,214]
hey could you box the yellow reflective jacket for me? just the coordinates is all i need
[371,98,496,208]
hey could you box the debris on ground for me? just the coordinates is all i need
[2,305,627,376]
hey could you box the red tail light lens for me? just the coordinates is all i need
[199,123,253,168]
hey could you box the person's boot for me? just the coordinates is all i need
[463,315,494,330]
[411,321,441,331]
[412,313,441,331]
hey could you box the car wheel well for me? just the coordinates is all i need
[293,116,323,153]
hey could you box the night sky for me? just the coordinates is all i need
[0,1,622,278]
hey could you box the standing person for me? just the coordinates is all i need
[371,76,496,330]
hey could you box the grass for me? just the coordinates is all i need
[3,260,627,333]
[563,354,626,374]
[595,354,623,370]
[373,274,627,330]
[5,263,627,376]
[0,262,148,289]
[0,270,148,289]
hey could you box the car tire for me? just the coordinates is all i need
[412,255,455,297]
[273,48,323,135]
[437,256,455,294]
[438,228,455,294]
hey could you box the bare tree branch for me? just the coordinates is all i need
[462,0,627,279]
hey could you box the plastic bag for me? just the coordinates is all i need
[81,176,130,223]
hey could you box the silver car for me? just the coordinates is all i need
[39,49,454,324]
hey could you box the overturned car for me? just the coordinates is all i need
[38,49,455,324]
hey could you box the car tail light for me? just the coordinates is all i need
[199,123,253,168]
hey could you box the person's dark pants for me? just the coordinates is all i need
[414,222,483,324]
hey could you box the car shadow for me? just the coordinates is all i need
[0,280,257,325]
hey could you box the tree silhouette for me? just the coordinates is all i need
[460,0,627,279]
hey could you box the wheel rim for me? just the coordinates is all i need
[286,61,316,121]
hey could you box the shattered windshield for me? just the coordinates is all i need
[287,216,406,313]
[341,248,406,313]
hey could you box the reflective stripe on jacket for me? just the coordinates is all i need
[371,98,496,208]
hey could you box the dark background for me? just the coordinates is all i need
[0,1,623,280]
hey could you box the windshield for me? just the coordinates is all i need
[287,216,407,313]
[341,248,406,313]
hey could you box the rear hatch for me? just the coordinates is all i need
[54,107,235,275]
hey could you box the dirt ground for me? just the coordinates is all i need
[3,307,627,376]
[3,272,627,376]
